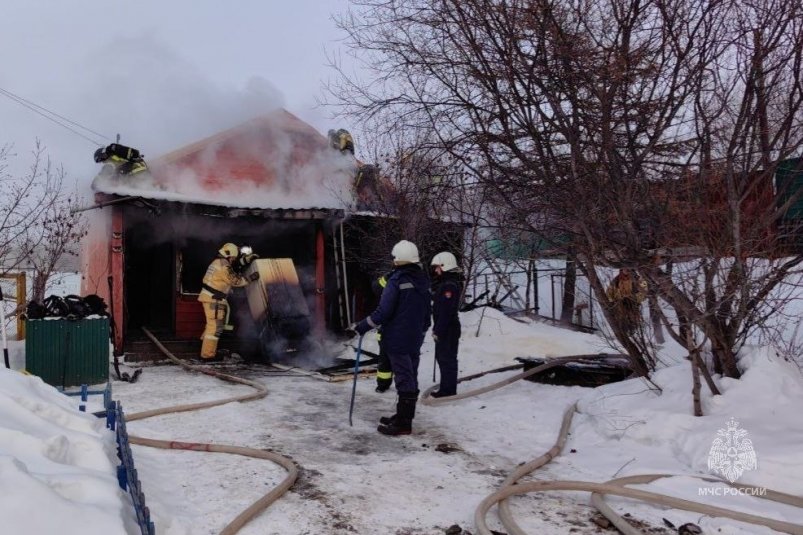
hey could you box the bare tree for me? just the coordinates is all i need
[349,121,477,277]
[0,141,86,308]
[20,187,87,302]
[329,0,803,380]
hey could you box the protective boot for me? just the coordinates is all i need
[378,391,418,436]
[379,388,418,424]
[379,413,396,425]
[200,335,219,359]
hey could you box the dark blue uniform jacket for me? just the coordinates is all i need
[432,272,463,338]
[364,264,431,355]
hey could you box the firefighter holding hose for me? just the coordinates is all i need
[198,243,257,362]
[351,240,431,436]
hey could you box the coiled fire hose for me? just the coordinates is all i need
[421,356,803,535]
[127,328,298,535]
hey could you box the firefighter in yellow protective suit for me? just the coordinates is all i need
[93,143,149,176]
[198,243,249,361]
[606,267,648,334]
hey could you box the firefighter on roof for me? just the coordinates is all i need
[328,128,354,154]
[198,243,253,362]
[93,143,149,176]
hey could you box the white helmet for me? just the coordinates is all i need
[218,242,239,259]
[391,240,419,265]
[431,251,459,272]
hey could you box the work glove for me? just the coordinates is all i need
[345,325,358,338]
[244,253,259,265]
[238,253,258,269]
[354,320,372,336]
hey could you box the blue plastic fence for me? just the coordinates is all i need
[67,383,156,535]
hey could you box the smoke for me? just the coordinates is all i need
[91,112,357,210]
[80,34,285,154]
[20,31,288,205]
[79,34,356,210]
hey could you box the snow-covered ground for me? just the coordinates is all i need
[0,363,134,534]
[3,306,803,534]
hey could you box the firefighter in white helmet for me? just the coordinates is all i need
[197,243,249,362]
[429,251,464,397]
[351,240,431,435]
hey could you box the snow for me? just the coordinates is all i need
[3,307,803,534]
[0,364,133,534]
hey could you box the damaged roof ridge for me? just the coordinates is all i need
[151,109,327,167]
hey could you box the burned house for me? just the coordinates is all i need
[81,111,355,359]
[80,111,466,361]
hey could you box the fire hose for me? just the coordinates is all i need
[421,357,803,535]
[127,328,298,535]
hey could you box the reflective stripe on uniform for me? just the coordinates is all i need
[399,282,414,289]
[378,276,387,288]
[377,370,392,380]
[367,316,379,328]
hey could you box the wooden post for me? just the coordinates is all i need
[687,329,703,417]
[111,207,125,351]
[15,272,25,340]
[315,225,326,333]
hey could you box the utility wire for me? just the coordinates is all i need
[0,85,112,146]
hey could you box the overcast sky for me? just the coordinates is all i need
[0,0,357,191]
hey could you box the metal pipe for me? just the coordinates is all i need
[339,223,352,326]
[0,286,9,368]
[71,195,139,214]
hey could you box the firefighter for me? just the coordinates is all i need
[371,271,394,393]
[430,251,464,398]
[197,243,250,362]
[232,245,259,275]
[328,128,355,154]
[93,143,148,176]
[352,240,431,436]
[606,267,648,334]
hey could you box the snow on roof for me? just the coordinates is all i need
[91,110,357,210]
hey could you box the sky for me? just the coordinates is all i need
[4,302,803,534]
[0,0,357,195]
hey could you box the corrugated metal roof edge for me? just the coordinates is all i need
[94,193,346,220]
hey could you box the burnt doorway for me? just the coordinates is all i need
[124,208,175,334]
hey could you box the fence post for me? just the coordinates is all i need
[533,264,539,314]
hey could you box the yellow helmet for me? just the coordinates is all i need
[218,243,239,259]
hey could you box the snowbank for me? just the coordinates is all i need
[569,346,803,532]
[0,367,133,534]
[37,305,800,534]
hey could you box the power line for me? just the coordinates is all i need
[0,85,112,146]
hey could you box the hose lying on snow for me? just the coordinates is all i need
[418,355,803,534]
[474,403,803,535]
[126,328,298,535]
[420,355,610,406]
